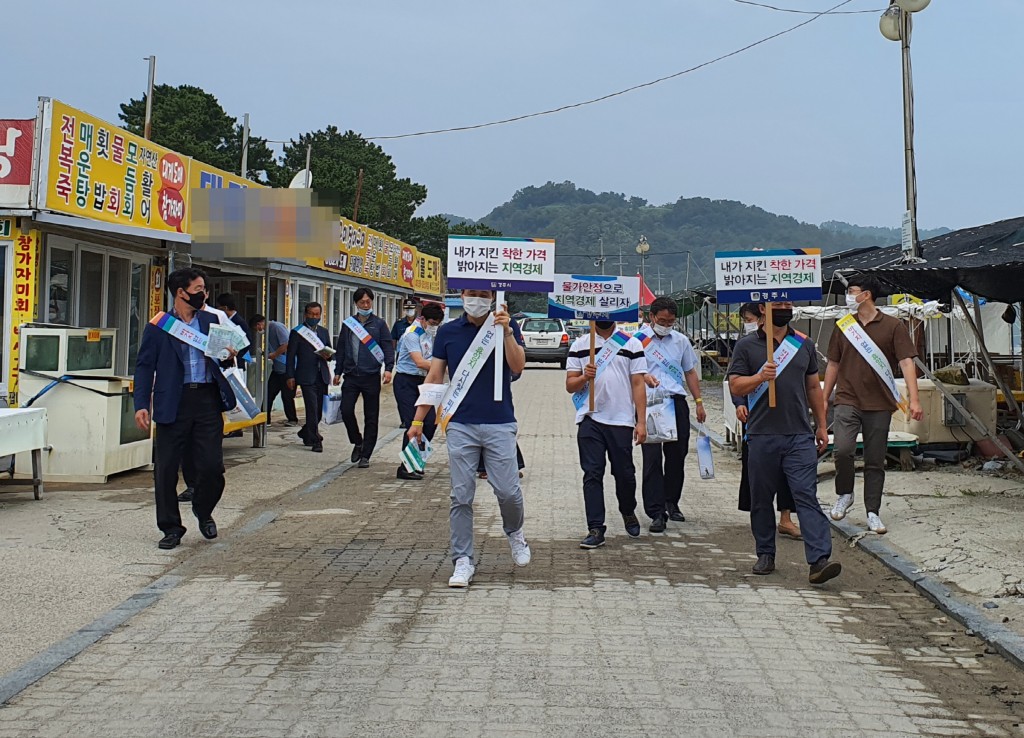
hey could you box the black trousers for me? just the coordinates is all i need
[342,373,381,458]
[300,380,326,443]
[641,395,691,518]
[393,373,436,450]
[738,431,795,512]
[154,386,225,535]
[577,417,637,531]
[267,371,298,423]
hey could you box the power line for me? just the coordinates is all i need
[366,0,856,141]
[732,0,883,14]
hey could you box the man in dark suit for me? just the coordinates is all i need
[287,301,333,454]
[134,268,237,550]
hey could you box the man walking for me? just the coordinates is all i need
[565,320,648,549]
[393,302,444,480]
[287,302,333,454]
[407,289,531,588]
[825,275,923,534]
[638,297,706,532]
[134,268,237,550]
[728,301,841,585]
[333,288,395,468]
[264,315,299,426]
[391,298,419,349]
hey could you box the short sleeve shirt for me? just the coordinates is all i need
[567,333,647,427]
[267,321,290,373]
[395,329,432,377]
[431,315,525,425]
[826,311,917,412]
[727,328,819,435]
[644,330,698,396]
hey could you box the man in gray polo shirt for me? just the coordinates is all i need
[727,301,841,585]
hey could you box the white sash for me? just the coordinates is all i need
[837,314,906,410]
[748,331,807,409]
[296,324,326,352]
[572,330,632,411]
[438,314,499,430]
[343,315,386,364]
[634,328,686,389]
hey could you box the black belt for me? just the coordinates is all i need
[183,382,216,390]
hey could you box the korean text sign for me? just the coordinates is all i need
[448,236,555,292]
[316,217,443,296]
[41,99,189,234]
[8,227,39,402]
[714,249,822,304]
[548,275,640,321]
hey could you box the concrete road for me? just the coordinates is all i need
[1,368,1022,737]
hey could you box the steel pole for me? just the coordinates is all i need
[143,56,156,140]
[901,10,921,260]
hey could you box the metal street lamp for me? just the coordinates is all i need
[636,235,651,296]
[879,0,929,262]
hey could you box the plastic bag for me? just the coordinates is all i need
[696,429,715,480]
[323,394,343,425]
[643,387,678,444]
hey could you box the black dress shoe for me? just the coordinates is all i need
[667,505,686,522]
[199,519,218,540]
[809,557,842,585]
[357,458,370,468]
[312,442,323,453]
[649,515,667,533]
[177,487,195,502]
[350,444,363,463]
[396,466,423,480]
[158,532,183,549]
[752,554,775,575]
[623,514,641,538]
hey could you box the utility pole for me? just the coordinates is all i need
[143,56,156,140]
[240,112,250,177]
[304,143,312,187]
[656,266,664,294]
[615,244,626,276]
[598,237,605,275]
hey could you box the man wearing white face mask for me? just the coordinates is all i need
[333,287,395,468]
[824,275,922,534]
[640,297,706,531]
[407,289,530,588]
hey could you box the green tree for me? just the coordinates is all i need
[400,216,503,266]
[272,127,427,241]
[118,84,276,181]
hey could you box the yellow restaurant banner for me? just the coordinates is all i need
[315,217,442,296]
[41,99,189,234]
[7,225,40,403]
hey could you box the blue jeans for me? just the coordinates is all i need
[747,434,832,564]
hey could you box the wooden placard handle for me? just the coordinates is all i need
[588,321,596,412]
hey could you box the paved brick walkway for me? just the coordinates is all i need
[2,369,1023,737]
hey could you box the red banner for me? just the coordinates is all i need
[0,119,35,207]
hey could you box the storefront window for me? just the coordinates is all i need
[107,256,130,372]
[48,247,74,324]
[78,250,104,327]
[128,263,146,374]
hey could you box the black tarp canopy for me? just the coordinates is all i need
[836,216,1024,303]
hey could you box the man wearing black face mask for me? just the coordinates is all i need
[134,268,237,549]
[727,301,842,586]
[287,302,334,453]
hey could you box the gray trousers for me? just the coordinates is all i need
[447,422,525,563]
[833,404,891,514]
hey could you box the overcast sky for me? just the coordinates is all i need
[6,1,1021,231]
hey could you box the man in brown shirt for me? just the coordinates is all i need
[824,275,923,535]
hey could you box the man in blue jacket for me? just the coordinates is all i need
[134,268,237,550]
[332,287,395,468]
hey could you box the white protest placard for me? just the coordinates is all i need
[714,248,823,305]
[447,236,556,292]
[548,275,640,322]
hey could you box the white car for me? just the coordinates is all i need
[519,317,570,369]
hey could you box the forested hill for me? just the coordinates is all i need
[456,182,905,292]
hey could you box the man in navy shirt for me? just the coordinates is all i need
[407,289,531,588]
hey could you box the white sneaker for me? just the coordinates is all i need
[830,494,854,521]
[448,557,475,588]
[508,528,531,567]
[867,512,888,535]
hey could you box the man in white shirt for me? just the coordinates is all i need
[641,297,707,532]
[566,320,648,549]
